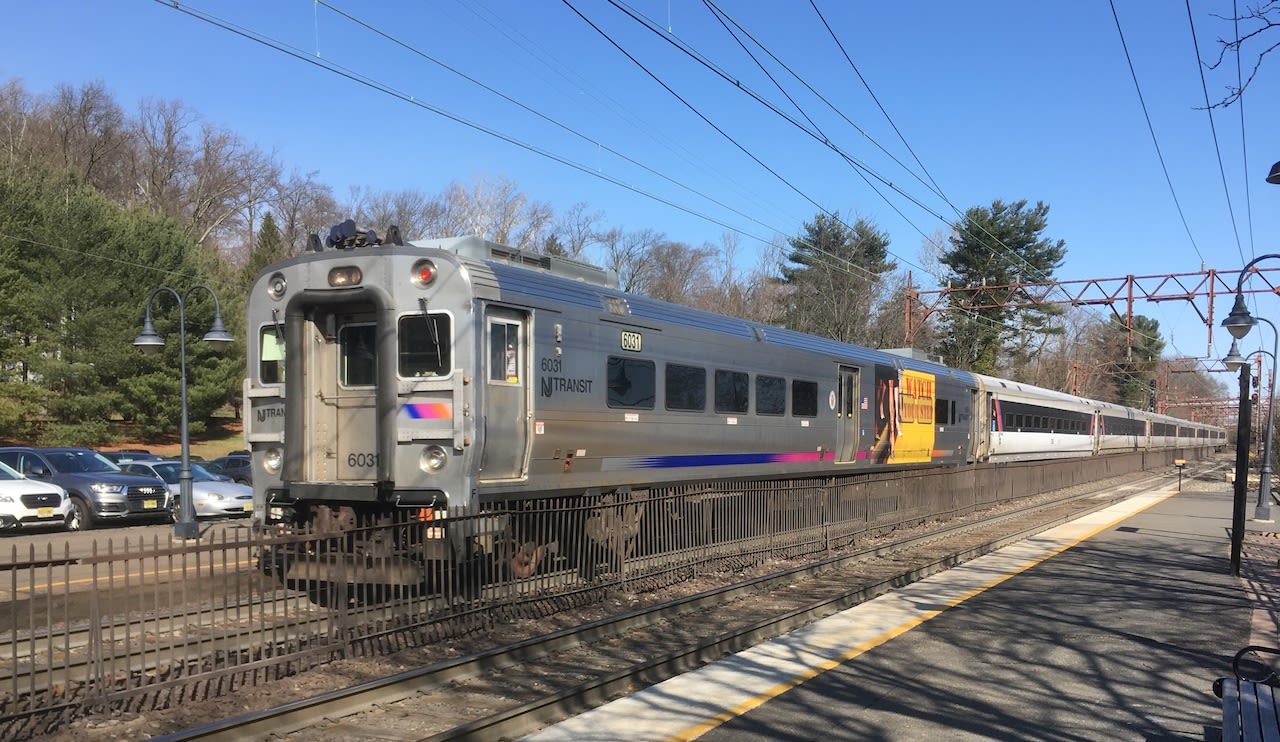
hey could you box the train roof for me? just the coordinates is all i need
[265,230,1223,433]
[462,249,975,382]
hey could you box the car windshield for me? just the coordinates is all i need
[152,462,220,484]
[0,461,21,481]
[45,450,119,473]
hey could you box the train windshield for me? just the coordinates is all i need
[259,327,285,383]
[399,314,452,377]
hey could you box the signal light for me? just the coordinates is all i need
[327,266,362,287]
[411,259,437,288]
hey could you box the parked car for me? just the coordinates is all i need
[118,460,253,518]
[0,460,73,531]
[203,455,253,486]
[0,447,173,530]
[100,451,166,464]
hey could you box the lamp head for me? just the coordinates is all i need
[1268,160,1280,185]
[132,318,165,355]
[1223,340,1248,372]
[1222,292,1257,339]
[202,314,234,352]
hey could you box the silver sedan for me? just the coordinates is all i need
[117,460,253,518]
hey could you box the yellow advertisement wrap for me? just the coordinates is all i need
[877,368,937,464]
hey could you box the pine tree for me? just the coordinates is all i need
[780,213,897,345]
[936,200,1066,374]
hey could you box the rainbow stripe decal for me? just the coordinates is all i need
[404,402,452,420]
[602,450,831,471]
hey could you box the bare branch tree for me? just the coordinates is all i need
[551,202,604,259]
[645,240,714,304]
[435,175,554,249]
[598,227,663,294]
[272,170,340,254]
[188,124,280,250]
[0,79,37,170]
[45,81,130,198]
[127,98,197,219]
[352,187,445,241]
[1207,1,1280,107]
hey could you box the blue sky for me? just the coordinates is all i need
[7,1,1280,366]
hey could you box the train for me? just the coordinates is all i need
[242,219,1224,592]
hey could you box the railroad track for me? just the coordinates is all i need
[149,467,1210,742]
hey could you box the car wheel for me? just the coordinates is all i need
[67,498,93,531]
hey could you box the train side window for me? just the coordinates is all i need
[399,314,452,378]
[792,380,818,417]
[338,324,377,387]
[935,398,957,425]
[489,321,521,384]
[665,363,706,411]
[259,327,285,384]
[607,356,655,409]
[714,369,749,414]
[756,375,785,415]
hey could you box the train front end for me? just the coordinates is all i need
[243,224,479,595]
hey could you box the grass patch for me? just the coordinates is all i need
[103,418,245,461]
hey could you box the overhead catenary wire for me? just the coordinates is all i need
[1109,0,1206,266]
[159,1,895,293]
[1234,0,1256,259]
[158,1,1184,357]
[1185,0,1246,266]
[617,0,1167,348]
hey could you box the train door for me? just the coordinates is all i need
[480,307,530,480]
[973,389,988,461]
[303,311,380,482]
[835,366,860,463]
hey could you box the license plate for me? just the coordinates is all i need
[143,499,157,509]
[244,502,253,511]
[37,507,51,517]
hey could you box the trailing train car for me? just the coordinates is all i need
[241,221,1223,588]
[974,375,1098,462]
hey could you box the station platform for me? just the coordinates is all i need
[522,465,1272,741]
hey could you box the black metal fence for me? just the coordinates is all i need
[0,450,1191,737]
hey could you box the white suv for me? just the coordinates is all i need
[0,460,73,531]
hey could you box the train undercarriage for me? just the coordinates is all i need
[258,488,653,607]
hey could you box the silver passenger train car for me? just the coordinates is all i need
[242,221,1224,588]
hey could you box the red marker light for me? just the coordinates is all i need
[411,259,437,288]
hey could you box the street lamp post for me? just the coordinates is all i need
[132,285,233,540]
[1219,141,1280,564]
[1224,339,1277,522]
[1224,351,1253,576]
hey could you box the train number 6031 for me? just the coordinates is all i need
[348,453,378,468]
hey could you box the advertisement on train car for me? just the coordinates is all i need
[871,365,937,464]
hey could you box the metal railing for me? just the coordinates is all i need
[0,450,1188,738]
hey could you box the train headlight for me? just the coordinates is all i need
[263,447,283,476]
[421,445,448,473]
[267,272,287,300]
[328,266,363,287]
[411,259,437,288]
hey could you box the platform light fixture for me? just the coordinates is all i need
[132,285,234,540]
[1223,333,1278,523]
[1220,164,1280,572]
